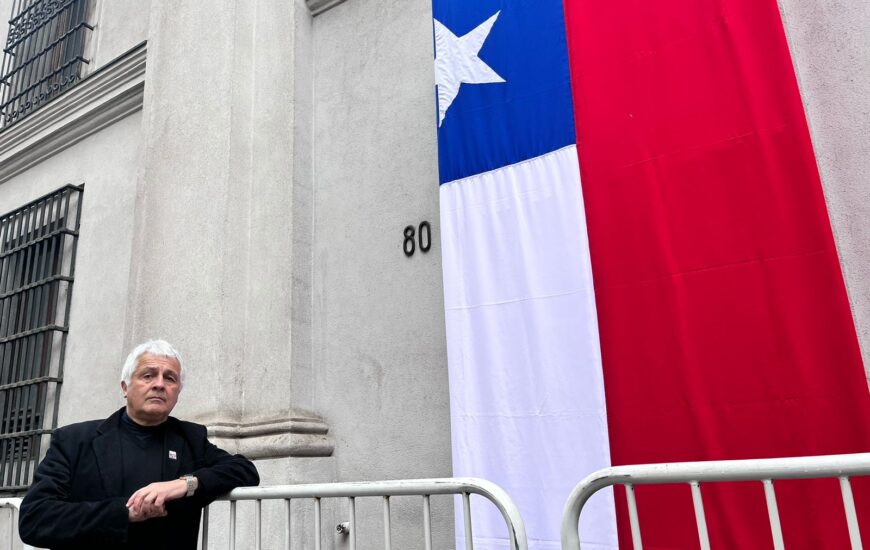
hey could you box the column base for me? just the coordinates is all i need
[207,415,333,459]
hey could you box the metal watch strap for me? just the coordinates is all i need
[181,475,196,497]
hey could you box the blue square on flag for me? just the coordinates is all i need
[433,0,576,183]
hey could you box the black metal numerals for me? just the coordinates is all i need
[403,221,432,257]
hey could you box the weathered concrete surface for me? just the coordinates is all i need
[129,0,308,433]
[89,0,150,69]
[312,0,449,478]
[312,0,453,545]
[778,0,870,382]
[0,111,143,423]
[0,0,452,544]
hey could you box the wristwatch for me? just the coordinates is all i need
[180,475,198,497]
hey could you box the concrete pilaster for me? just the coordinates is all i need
[128,0,329,457]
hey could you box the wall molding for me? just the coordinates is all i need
[207,414,335,459]
[306,0,348,16]
[0,42,147,184]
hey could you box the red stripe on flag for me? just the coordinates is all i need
[563,0,870,548]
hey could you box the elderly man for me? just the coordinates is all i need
[19,340,259,549]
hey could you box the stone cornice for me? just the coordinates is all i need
[206,415,335,459]
[0,42,147,184]
[306,0,348,16]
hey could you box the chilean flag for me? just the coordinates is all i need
[433,1,870,549]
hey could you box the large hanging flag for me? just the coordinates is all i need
[434,1,617,548]
[434,0,870,549]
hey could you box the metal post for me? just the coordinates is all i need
[839,476,863,550]
[229,500,236,550]
[314,497,321,550]
[255,499,262,550]
[689,481,710,550]
[463,492,473,550]
[348,496,356,550]
[762,479,784,550]
[423,494,432,550]
[625,484,643,550]
[201,506,209,550]
[284,498,291,550]
[383,496,392,550]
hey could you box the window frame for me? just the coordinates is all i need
[0,183,82,492]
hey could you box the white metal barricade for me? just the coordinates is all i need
[204,477,527,550]
[0,498,34,550]
[561,452,870,550]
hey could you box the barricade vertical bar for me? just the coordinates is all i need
[383,496,392,550]
[314,498,322,550]
[462,492,473,550]
[255,499,262,550]
[625,484,643,550]
[201,505,209,550]
[839,476,863,550]
[284,498,291,550]
[423,494,432,550]
[348,497,357,550]
[229,500,236,550]
[762,480,785,550]
[689,481,710,550]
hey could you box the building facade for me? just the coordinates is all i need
[0,0,867,548]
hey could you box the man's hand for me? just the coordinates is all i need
[126,479,187,522]
[127,502,166,522]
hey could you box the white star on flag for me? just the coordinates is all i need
[433,11,505,127]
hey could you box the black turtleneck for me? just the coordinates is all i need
[119,410,169,549]
[120,410,166,446]
[119,410,166,495]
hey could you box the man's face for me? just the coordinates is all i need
[121,353,182,426]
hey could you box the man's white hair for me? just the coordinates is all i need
[121,339,185,388]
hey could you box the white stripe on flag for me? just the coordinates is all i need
[440,145,618,549]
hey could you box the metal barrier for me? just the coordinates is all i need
[0,498,34,550]
[561,452,870,550]
[204,477,527,550]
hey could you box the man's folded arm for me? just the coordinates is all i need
[185,427,259,508]
[18,430,128,547]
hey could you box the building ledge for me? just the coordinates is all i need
[207,415,335,459]
[0,42,147,184]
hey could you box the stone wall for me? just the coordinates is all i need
[778,0,870,383]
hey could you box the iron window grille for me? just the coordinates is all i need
[0,0,94,130]
[0,184,82,492]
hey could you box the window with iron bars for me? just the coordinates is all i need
[0,185,82,492]
[0,0,94,130]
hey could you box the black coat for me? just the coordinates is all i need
[19,408,259,549]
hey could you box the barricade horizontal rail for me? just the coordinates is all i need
[561,452,870,550]
[205,477,528,550]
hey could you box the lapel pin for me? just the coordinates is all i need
[169,450,177,460]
